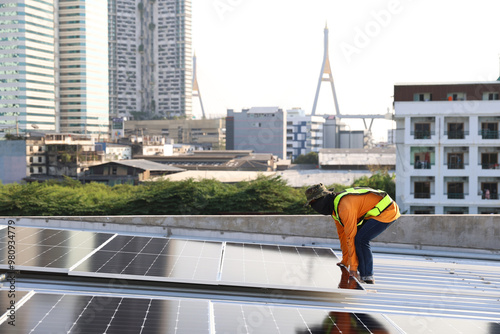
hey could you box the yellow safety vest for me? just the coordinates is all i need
[332,187,393,227]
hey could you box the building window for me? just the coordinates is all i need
[447,182,464,199]
[411,206,435,214]
[112,166,117,175]
[414,182,431,198]
[38,157,43,163]
[413,93,432,101]
[447,92,466,101]
[414,152,431,169]
[414,123,431,139]
[443,206,468,214]
[447,153,464,169]
[38,167,43,173]
[482,92,499,100]
[480,122,499,139]
[481,153,498,169]
[447,123,464,139]
[481,182,498,199]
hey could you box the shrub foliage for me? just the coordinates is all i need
[0,171,395,216]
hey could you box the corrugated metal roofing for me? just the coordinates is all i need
[333,251,500,321]
[94,159,185,172]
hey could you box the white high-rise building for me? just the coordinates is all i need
[394,81,500,214]
[59,0,109,137]
[0,0,109,138]
[109,0,192,119]
[0,0,57,135]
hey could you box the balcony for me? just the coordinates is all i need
[444,130,468,139]
[446,162,465,170]
[414,161,431,169]
[446,192,467,199]
[412,192,433,199]
[480,163,499,170]
[411,130,434,139]
[479,130,500,139]
[481,192,498,200]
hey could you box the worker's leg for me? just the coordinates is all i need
[355,219,394,278]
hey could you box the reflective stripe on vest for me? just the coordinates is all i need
[331,187,393,227]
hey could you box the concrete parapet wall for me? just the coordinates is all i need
[2,214,499,252]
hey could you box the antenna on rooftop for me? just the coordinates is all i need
[311,23,340,117]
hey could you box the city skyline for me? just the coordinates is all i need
[191,0,500,141]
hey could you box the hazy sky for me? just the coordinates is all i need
[191,0,500,140]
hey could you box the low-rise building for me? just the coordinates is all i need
[83,159,185,185]
[95,143,133,161]
[124,118,225,150]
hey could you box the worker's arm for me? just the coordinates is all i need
[337,200,359,273]
[334,220,349,267]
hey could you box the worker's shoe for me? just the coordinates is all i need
[361,276,375,284]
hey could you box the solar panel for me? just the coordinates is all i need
[220,242,362,292]
[0,292,211,333]
[0,227,114,272]
[70,236,223,283]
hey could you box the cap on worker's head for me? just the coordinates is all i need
[304,183,333,206]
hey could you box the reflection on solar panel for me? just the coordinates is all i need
[221,242,361,292]
[0,227,113,272]
[71,236,223,283]
[2,291,497,333]
[213,302,400,334]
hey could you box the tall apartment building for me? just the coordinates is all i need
[286,108,325,161]
[0,0,109,138]
[0,1,57,135]
[394,81,500,214]
[226,107,287,159]
[59,0,109,137]
[109,0,192,119]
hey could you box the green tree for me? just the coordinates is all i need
[351,170,396,199]
[293,152,318,164]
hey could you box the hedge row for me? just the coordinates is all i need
[0,172,395,216]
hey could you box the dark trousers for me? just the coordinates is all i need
[355,219,394,277]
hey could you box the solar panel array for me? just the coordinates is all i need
[2,226,499,333]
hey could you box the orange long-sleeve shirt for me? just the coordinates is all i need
[334,192,400,272]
